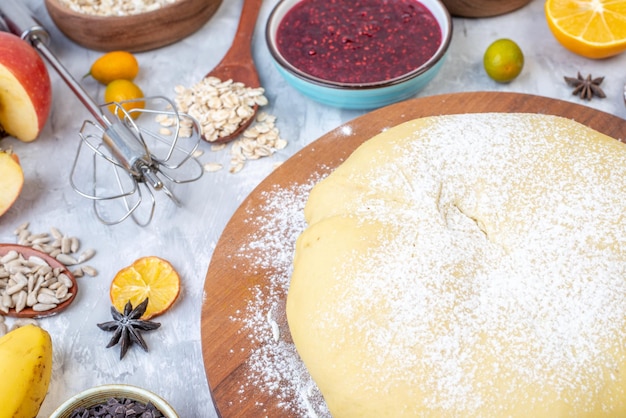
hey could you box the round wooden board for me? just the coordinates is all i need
[200,92,626,417]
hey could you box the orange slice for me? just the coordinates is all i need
[110,256,180,319]
[545,0,626,59]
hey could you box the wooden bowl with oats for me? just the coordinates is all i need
[441,0,531,17]
[44,0,223,52]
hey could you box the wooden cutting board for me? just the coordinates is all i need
[200,92,626,417]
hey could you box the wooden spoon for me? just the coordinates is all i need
[0,244,78,319]
[203,0,264,143]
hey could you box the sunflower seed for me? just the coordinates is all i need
[13,222,29,235]
[37,293,59,305]
[70,237,79,253]
[61,237,71,254]
[15,291,26,313]
[5,282,26,296]
[50,227,63,240]
[12,272,27,287]
[59,293,73,303]
[81,266,98,277]
[56,254,78,266]
[58,273,73,288]
[0,251,18,264]
[32,303,56,312]
[1,293,11,309]
[55,286,68,300]
[78,248,96,263]
[27,292,38,307]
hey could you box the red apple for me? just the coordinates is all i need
[0,150,24,216]
[0,32,52,142]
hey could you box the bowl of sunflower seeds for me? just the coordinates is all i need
[50,384,178,418]
[44,0,222,52]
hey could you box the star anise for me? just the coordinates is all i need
[564,72,606,101]
[97,298,161,359]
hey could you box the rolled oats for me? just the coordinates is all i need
[58,0,179,17]
[203,162,223,172]
[171,76,269,143]
[163,77,289,173]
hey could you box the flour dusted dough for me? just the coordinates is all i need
[287,113,626,417]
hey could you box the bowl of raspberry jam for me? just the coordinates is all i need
[266,0,452,109]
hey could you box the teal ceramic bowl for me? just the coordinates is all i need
[265,0,452,110]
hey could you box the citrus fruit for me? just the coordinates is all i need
[545,0,626,59]
[87,51,139,85]
[110,256,181,320]
[483,38,524,83]
[104,79,145,119]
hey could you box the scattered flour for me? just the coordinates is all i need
[229,176,331,417]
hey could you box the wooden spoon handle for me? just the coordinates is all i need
[222,0,264,64]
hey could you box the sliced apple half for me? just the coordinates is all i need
[0,150,24,217]
[0,32,52,142]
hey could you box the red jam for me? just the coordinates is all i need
[275,0,443,84]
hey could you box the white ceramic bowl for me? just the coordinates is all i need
[49,384,178,418]
[265,0,452,110]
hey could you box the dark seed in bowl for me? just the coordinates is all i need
[69,396,165,418]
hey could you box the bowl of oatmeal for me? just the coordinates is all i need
[44,0,222,52]
[265,0,452,110]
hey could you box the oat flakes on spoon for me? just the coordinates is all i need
[179,0,265,144]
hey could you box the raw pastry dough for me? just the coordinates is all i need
[287,113,626,417]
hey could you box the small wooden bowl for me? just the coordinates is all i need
[0,244,77,319]
[44,0,223,52]
[441,0,531,17]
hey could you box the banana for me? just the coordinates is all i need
[0,324,53,418]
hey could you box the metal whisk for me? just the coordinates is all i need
[0,0,203,226]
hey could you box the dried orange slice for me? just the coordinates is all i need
[545,0,626,59]
[110,256,180,319]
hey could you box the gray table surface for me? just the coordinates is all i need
[2,0,626,416]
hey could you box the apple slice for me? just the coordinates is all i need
[0,32,52,142]
[0,151,24,217]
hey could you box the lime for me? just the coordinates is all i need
[483,39,524,83]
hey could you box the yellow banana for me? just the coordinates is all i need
[0,324,53,418]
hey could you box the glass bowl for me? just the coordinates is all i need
[265,0,452,110]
